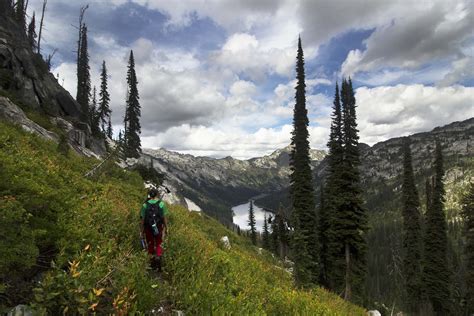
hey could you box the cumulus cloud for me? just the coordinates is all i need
[342,0,473,77]
[211,33,297,81]
[355,84,474,145]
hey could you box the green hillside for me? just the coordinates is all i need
[0,121,364,315]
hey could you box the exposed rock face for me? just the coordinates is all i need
[0,96,57,141]
[0,14,82,119]
[0,96,104,158]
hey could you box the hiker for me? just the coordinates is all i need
[140,188,168,271]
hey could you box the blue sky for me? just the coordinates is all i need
[28,0,474,159]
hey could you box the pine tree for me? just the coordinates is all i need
[401,138,423,313]
[461,182,474,313]
[248,200,257,245]
[76,24,91,123]
[289,36,318,287]
[269,215,279,254]
[98,60,112,137]
[423,141,451,315]
[336,78,367,301]
[27,12,37,50]
[262,214,270,249]
[123,50,141,158]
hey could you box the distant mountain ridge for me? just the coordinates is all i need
[139,145,326,222]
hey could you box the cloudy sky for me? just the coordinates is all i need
[27,0,474,159]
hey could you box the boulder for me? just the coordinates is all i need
[220,236,231,250]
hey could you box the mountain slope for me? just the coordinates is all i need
[140,146,325,222]
[0,120,364,315]
[257,117,474,211]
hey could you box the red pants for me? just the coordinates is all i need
[144,226,163,257]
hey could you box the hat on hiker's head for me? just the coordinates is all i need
[148,188,159,198]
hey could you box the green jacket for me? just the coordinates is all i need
[140,199,169,220]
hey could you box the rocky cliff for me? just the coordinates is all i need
[0,7,105,156]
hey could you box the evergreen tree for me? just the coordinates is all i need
[423,141,451,315]
[27,12,37,50]
[276,205,289,259]
[320,83,344,289]
[262,214,270,249]
[267,215,276,254]
[289,36,318,287]
[461,182,474,313]
[15,0,26,32]
[248,200,257,245]
[336,78,367,301]
[123,50,141,158]
[401,138,423,313]
[106,116,113,139]
[98,60,112,137]
[76,24,91,123]
[89,86,101,136]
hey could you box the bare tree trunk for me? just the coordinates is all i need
[37,0,46,54]
[344,242,352,301]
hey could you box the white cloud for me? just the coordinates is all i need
[341,0,473,78]
[211,33,297,81]
[356,84,474,145]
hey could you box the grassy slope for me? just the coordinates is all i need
[0,121,364,315]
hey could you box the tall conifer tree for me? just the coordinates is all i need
[89,86,100,136]
[27,12,37,50]
[423,141,451,315]
[248,200,257,245]
[320,83,344,289]
[99,60,112,137]
[336,79,367,301]
[401,139,423,312]
[123,50,141,158]
[76,24,90,122]
[461,182,474,313]
[262,214,270,249]
[289,36,318,287]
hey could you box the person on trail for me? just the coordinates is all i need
[140,188,169,271]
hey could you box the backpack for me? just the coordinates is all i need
[144,200,164,235]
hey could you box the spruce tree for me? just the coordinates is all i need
[262,214,270,249]
[89,86,100,136]
[27,12,37,50]
[123,50,141,158]
[461,182,474,313]
[337,78,367,301]
[276,205,289,259]
[423,141,451,315]
[401,138,423,313]
[320,83,344,289]
[76,24,90,123]
[248,200,257,245]
[106,116,113,139]
[289,36,318,287]
[269,215,279,254]
[99,60,112,137]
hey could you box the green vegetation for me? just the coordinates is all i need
[289,36,318,287]
[0,121,364,314]
[166,205,365,315]
[401,139,423,312]
[123,50,142,158]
